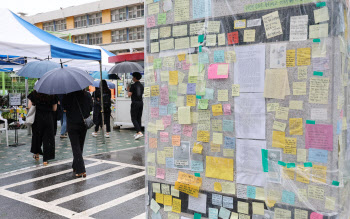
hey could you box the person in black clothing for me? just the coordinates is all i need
[91,80,112,138]
[28,91,58,166]
[128,72,144,140]
[62,90,93,178]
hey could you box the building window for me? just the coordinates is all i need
[89,32,102,45]
[55,19,66,31]
[43,21,54,31]
[111,8,126,22]
[129,5,144,19]
[111,29,127,43]
[89,12,102,26]
[74,15,87,28]
[75,34,88,44]
[129,27,144,41]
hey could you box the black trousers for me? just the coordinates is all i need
[94,110,111,132]
[67,123,87,174]
[130,101,143,133]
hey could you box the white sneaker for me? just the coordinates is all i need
[134,133,143,140]
[91,132,98,137]
[133,133,137,137]
[105,133,110,138]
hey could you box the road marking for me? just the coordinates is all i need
[23,166,126,197]
[85,158,145,170]
[0,188,91,219]
[50,171,145,205]
[131,212,147,219]
[0,162,101,189]
[71,188,145,218]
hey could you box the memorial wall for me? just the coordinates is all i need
[144,0,350,218]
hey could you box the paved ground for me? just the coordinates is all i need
[0,126,146,219]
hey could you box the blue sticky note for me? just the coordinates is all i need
[150,97,159,107]
[212,194,222,206]
[193,0,212,19]
[308,148,328,163]
[224,136,235,149]
[159,105,168,116]
[222,196,233,209]
[209,208,219,219]
[247,186,256,199]
[199,53,209,64]
[187,83,196,95]
[167,103,177,114]
[191,160,204,172]
[154,0,159,2]
[282,190,295,205]
[151,211,162,219]
[214,50,225,63]
[204,88,214,99]
[337,120,342,134]
[223,120,234,132]
[219,207,231,219]
[166,158,174,168]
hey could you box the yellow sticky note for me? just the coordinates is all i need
[266,199,276,208]
[174,181,199,197]
[314,7,329,24]
[197,130,210,142]
[213,132,223,145]
[212,104,223,116]
[205,156,234,181]
[289,118,303,135]
[164,194,173,206]
[297,48,311,66]
[223,149,234,157]
[308,185,324,200]
[234,19,246,29]
[232,84,240,96]
[177,171,202,186]
[312,165,327,183]
[169,71,178,85]
[237,201,249,214]
[272,131,285,148]
[186,95,196,106]
[214,182,222,192]
[225,51,236,63]
[267,103,279,112]
[252,202,264,215]
[262,11,283,39]
[286,50,295,67]
[282,167,295,180]
[217,64,229,76]
[255,187,265,200]
[172,198,181,213]
[297,149,307,162]
[293,82,307,95]
[147,152,156,163]
[221,182,235,195]
[298,66,308,80]
[289,100,303,110]
[218,33,225,46]
[296,165,310,184]
[273,121,286,132]
[148,166,156,176]
[151,85,160,96]
[178,106,191,124]
[144,87,150,97]
[325,196,336,210]
[284,137,297,155]
[193,143,203,154]
[218,90,228,101]
[276,107,289,120]
[243,29,255,42]
[210,142,221,152]
[156,193,164,204]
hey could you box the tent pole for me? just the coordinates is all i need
[1,72,4,95]
[99,60,105,144]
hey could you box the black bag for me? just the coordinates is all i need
[75,96,94,129]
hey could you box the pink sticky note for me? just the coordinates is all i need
[156,168,165,179]
[162,115,171,128]
[340,110,343,118]
[147,16,156,28]
[305,124,333,151]
[223,104,231,115]
[160,86,169,105]
[183,125,193,137]
[151,108,159,118]
[160,132,169,142]
[310,212,323,219]
[182,60,191,70]
[172,124,181,135]
[208,64,229,79]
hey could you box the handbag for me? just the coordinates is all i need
[26,105,36,125]
[75,96,94,129]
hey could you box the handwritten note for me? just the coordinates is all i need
[208,64,229,79]
[305,124,333,151]
[262,11,283,39]
[309,77,329,104]
[290,15,308,41]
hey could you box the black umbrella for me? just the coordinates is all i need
[108,61,143,74]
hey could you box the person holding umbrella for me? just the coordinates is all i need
[128,72,144,140]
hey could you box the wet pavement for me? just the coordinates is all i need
[0,127,146,219]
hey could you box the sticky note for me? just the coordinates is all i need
[172,198,181,213]
[178,106,191,124]
[234,19,246,29]
[213,132,223,144]
[237,201,249,214]
[227,32,239,44]
[212,193,223,206]
[243,29,255,42]
[262,11,283,39]
[218,90,229,101]
[209,208,219,219]
[214,182,222,192]
[289,118,303,135]
[208,64,229,79]
[221,182,235,195]
[297,48,311,66]
[219,207,231,219]
[150,199,160,213]
[155,193,164,204]
[247,186,256,199]
[252,202,264,215]
[206,156,234,181]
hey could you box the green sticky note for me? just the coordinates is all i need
[157,13,166,25]
[278,161,286,167]
[195,173,200,177]
[316,2,326,7]
[304,162,313,167]
[196,95,202,99]
[313,38,321,42]
[313,71,323,76]
[261,149,269,172]
[198,35,204,43]
[199,45,202,53]
[153,58,162,69]
[194,213,202,219]
[306,120,316,124]
[287,163,296,168]
[332,181,340,186]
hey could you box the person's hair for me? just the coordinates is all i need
[32,90,56,105]
[101,80,110,94]
[132,72,142,80]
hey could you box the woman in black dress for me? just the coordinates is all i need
[28,91,57,166]
[62,90,92,177]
